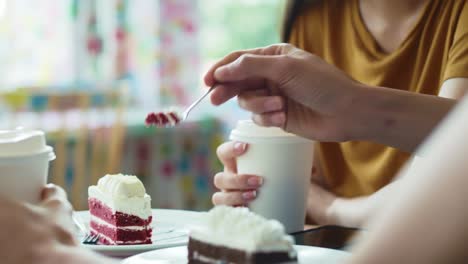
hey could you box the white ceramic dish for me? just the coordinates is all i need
[75,209,204,257]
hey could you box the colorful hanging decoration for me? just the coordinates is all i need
[159,0,200,106]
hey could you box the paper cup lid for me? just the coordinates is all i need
[0,127,55,159]
[230,120,311,143]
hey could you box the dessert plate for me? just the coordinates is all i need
[122,245,350,264]
[75,209,204,257]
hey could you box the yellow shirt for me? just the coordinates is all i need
[288,0,468,197]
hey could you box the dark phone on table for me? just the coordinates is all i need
[292,225,360,250]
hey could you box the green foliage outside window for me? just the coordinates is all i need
[199,0,283,60]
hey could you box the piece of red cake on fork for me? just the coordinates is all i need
[88,174,152,245]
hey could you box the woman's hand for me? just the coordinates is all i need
[0,184,76,264]
[211,141,264,206]
[204,44,363,142]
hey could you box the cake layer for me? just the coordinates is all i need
[90,220,152,245]
[188,238,297,264]
[91,215,148,230]
[89,198,152,226]
[91,229,151,245]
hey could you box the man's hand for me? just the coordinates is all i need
[204,44,363,142]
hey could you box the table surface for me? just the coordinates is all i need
[79,209,357,251]
[151,209,359,250]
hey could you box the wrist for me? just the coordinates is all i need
[326,197,367,228]
[325,198,345,226]
[344,83,389,142]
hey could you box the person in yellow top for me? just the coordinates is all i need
[208,0,468,227]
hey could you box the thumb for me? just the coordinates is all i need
[214,54,285,83]
[41,183,67,202]
[40,184,73,215]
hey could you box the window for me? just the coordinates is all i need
[0,0,282,114]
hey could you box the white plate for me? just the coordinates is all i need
[122,245,350,264]
[75,209,204,257]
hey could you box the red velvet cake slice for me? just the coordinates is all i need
[88,174,152,245]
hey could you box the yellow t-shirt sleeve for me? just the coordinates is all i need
[444,1,468,81]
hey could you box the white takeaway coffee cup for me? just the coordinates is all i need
[230,120,313,233]
[0,128,56,204]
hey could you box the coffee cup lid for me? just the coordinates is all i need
[0,127,55,159]
[230,120,311,143]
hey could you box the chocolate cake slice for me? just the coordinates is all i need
[188,206,297,263]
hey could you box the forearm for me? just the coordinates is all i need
[349,84,456,152]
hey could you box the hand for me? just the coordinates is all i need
[0,184,76,264]
[307,182,375,228]
[204,44,363,141]
[211,141,264,206]
[306,182,338,225]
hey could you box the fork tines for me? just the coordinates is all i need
[82,233,100,245]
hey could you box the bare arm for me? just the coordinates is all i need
[353,78,467,152]
[204,44,461,153]
[350,84,454,153]
[347,91,468,263]
[324,78,468,227]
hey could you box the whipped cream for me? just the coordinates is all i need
[190,206,296,254]
[88,174,151,219]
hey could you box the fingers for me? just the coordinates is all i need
[214,54,285,83]
[212,190,257,206]
[237,90,287,127]
[216,141,248,173]
[53,223,78,246]
[252,111,286,127]
[41,183,67,202]
[214,141,263,206]
[214,172,263,190]
[204,45,287,87]
[40,184,73,222]
[238,92,284,114]
[210,78,264,105]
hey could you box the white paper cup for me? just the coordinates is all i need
[0,128,56,204]
[230,120,313,233]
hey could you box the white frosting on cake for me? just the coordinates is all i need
[88,174,151,219]
[190,206,296,255]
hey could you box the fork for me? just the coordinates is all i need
[180,85,217,122]
[72,212,100,245]
[82,233,100,245]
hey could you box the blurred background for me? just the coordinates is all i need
[0,0,282,210]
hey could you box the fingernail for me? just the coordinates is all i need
[242,190,257,200]
[271,112,285,126]
[234,142,247,154]
[247,176,263,187]
[264,99,281,112]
